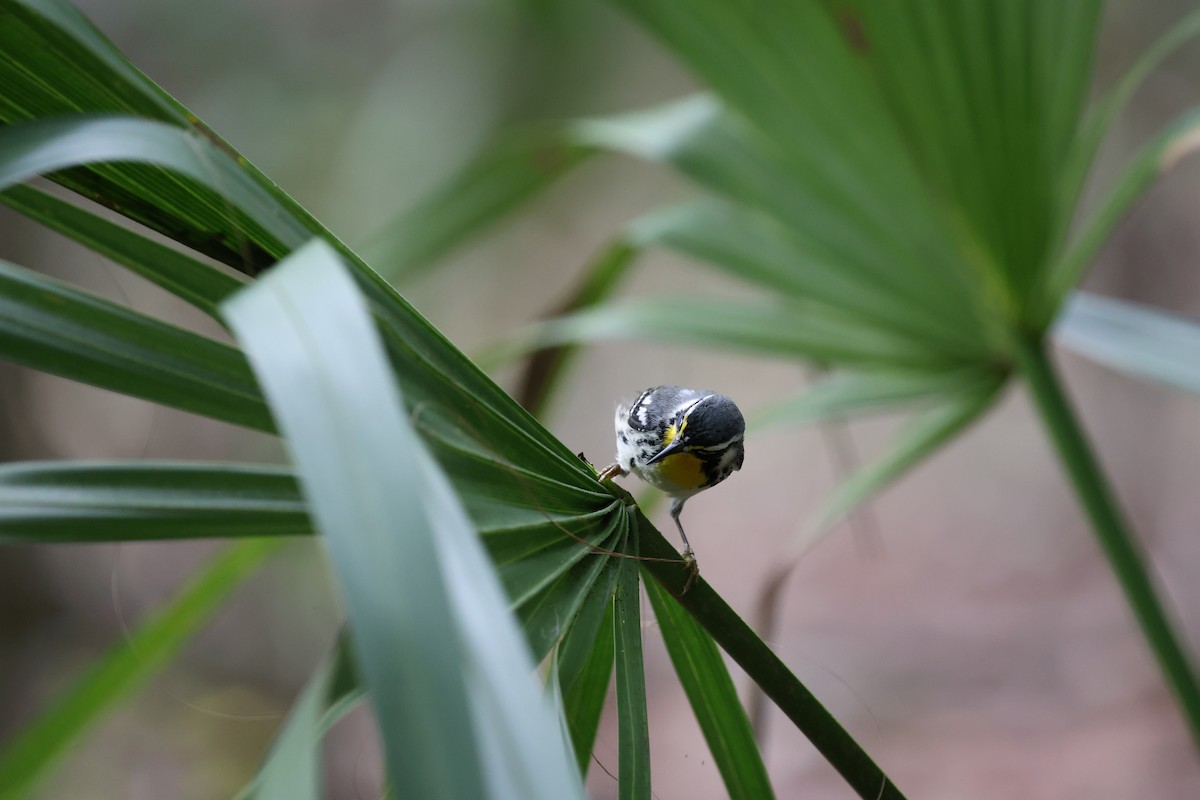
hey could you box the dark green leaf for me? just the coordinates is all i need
[645,575,773,800]
[0,184,245,319]
[0,111,603,506]
[516,525,618,664]
[613,516,650,800]
[0,461,305,543]
[556,553,620,692]
[0,0,185,125]
[561,602,616,776]
[0,115,309,268]
[0,258,271,430]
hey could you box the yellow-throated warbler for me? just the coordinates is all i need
[598,385,745,589]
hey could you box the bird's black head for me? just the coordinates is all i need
[678,393,745,449]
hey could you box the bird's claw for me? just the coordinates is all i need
[681,547,699,595]
[597,463,623,482]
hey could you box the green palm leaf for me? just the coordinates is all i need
[222,240,585,799]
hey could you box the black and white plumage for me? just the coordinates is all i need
[599,385,745,589]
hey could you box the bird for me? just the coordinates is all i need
[597,385,745,591]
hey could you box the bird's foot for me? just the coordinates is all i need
[597,463,624,482]
[681,547,699,595]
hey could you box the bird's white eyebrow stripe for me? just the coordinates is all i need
[677,396,707,419]
[689,432,743,451]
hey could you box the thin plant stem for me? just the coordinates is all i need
[1015,336,1200,750]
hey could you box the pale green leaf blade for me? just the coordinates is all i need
[221,239,583,800]
[236,638,365,800]
[0,539,281,799]
[496,296,953,370]
[248,661,330,800]
[223,240,484,797]
[803,382,1005,547]
[1055,292,1200,396]
[644,575,774,800]
[751,367,1002,433]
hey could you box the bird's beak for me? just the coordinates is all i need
[645,437,686,465]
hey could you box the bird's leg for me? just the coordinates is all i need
[669,498,700,594]
[597,463,625,482]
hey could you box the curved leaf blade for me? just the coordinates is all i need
[0,115,308,262]
[1059,7,1200,243]
[222,239,583,799]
